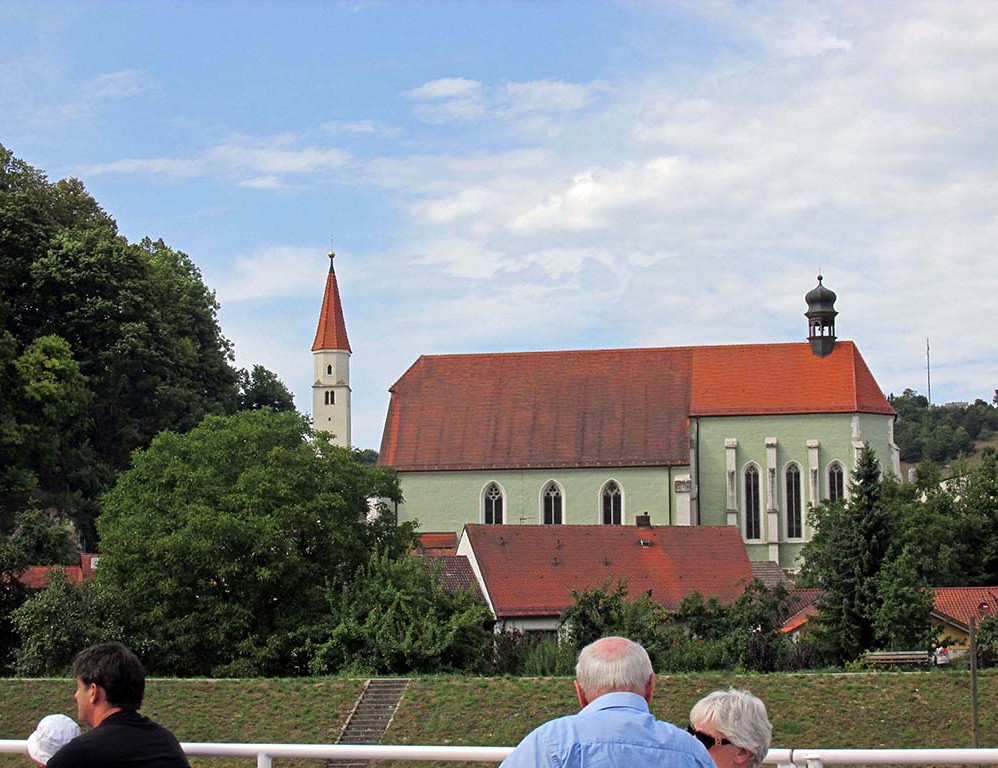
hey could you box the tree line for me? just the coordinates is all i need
[890,389,998,465]
[1,144,295,552]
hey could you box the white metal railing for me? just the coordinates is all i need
[4,741,998,767]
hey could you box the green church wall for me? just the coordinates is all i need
[695,411,897,569]
[394,411,897,572]
[396,466,683,534]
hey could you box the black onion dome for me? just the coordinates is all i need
[805,274,837,313]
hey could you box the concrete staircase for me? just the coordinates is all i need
[327,678,411,768]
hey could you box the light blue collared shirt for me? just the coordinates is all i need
[500,691,715,768]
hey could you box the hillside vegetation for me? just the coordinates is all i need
[2,671,996,768]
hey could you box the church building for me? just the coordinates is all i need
[373,276,899,570]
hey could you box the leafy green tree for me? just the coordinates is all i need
[560,582,671,666]
[96,409,412,676]
[871,550,934,650]
[237,364,295,412]
[0,537,28,673]
[6,507,78,566]
[955,450,998,585]
[12,570,97,675]
[311,551,493,675]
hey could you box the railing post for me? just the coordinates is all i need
[256,751,272,768]
[806,758,823,768]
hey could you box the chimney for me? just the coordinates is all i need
[635,513,651,527]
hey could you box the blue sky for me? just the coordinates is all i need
[2,1,996,450]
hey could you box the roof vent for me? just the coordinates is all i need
[635,513,651,527]
[499,536,505,547]
[602,557,612,566]
[552,556,561,566]
[979,600,992,615]
[556,539,562,549]
[639,539,652,548]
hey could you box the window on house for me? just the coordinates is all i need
[745,465,761,540]
[829,462,845,502]
[601,481,622,525]
[543,482,563,525]
[786,464,802,538]
[484,483,503,525]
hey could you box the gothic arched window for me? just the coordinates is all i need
[786,464,802,539]
[828,462,845,502]
[601,481,622,525]
[542,482,563,525]
[744,465,761,540]
[483,483,503,525]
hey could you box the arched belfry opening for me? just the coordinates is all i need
[805,274,837,358]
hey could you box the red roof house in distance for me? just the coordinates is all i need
[377,276,899,572]
[17,552,101,590]
[457,523,755,631]
[932,586,998,646]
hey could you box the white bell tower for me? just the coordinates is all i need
[311,250,351,447]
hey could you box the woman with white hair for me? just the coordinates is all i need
[688,689,772,768]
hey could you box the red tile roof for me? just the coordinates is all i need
[779,588,823,634]
[16,553,100,590]
[424,555,484,600]
[463,524,754,618]
[311,256,351,352]
[690,342,894,416]
[413,532,458,556]
[932,587,998,631]
[380,342,892,472]
[750,561,792,590]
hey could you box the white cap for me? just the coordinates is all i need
[27,714,81,765]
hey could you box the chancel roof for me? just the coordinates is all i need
[379,341,893,472]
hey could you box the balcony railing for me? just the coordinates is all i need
[4,741,998,767]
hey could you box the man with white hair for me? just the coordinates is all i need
[501,636,714,767]
[688,689,773,768]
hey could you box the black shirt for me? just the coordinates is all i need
[47,710,190,768]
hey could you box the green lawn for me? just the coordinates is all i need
[2,670,995,768]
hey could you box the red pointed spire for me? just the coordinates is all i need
[311,251,351,352]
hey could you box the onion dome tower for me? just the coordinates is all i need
[805,274,837,358]
[312,250,351,446]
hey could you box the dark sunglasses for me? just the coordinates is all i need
[687,725,733,750]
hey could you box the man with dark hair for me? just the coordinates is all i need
[47,642,189,768]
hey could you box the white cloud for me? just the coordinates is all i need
[82,69,150,100]
[75,136,350,185]
[404,77,600,123]
[405,77,482,101]
[212,245,324,303]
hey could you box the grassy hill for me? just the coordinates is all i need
[3,670,997,768]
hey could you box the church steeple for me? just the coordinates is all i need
[312,250,351,353]
[805,273,837,358]
[312,250,351,446]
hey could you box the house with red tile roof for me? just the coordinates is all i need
[457,523,755,631]
[17,552,101,590]
[779,586,998,649]
[376,277,899,571]
[932,586,998,646]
